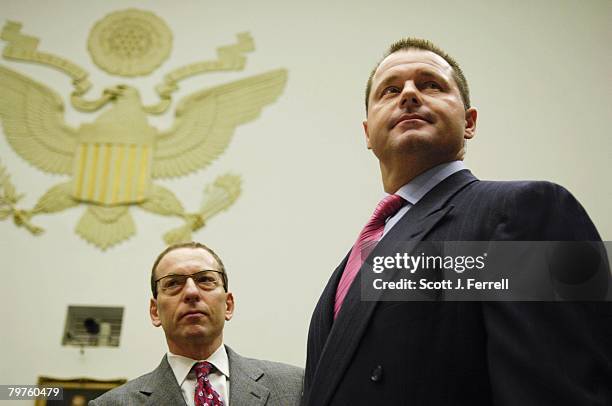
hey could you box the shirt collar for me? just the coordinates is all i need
[393,161,466,205]
[167,343,230,386]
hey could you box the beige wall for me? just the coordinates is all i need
[1,0,610,395]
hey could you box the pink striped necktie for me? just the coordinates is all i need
[334,194,406,319]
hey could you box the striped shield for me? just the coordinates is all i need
[72,142,152,205]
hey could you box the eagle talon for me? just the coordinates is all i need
[12,209,43,234]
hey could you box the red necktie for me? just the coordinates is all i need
[334,194,406,318]
[194,361,224,406]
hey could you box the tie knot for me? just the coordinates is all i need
[194,361,214,378]
[372,194,406,222]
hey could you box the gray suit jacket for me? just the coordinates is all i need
[90,346,303,406]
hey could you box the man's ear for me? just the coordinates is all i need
[464,107,477,139]
[150,298,162,327]
[363,120,372,149]
[225,292,235,321]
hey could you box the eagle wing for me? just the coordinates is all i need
[153,69,288,178]
[0,65,77,175]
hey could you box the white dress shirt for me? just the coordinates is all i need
[382,161,467,237]
[167,344,230,406]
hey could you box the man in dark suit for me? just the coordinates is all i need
[91,242,303,406]
[302,38,611,405]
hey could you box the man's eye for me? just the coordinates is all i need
[164,278,181,288]
[196,276,216,284]
[381,86,400,96]
[423,81,442,90]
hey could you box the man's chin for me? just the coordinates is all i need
[178,325,210,339]
[388,130,435,151]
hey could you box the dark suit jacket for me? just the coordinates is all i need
[90,346,303,406]
[303,170,612,406]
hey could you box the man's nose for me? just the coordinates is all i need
[400,81,422,108]
[182,277,200,301]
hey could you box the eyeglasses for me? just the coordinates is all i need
[155,270,226,295]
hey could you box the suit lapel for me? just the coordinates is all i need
[142,355,187,406]
[227,346,270,406]
[307,170,478,406]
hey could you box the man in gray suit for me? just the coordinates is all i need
[91,241,303,406]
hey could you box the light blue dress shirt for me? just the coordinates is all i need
[382,161,467,238]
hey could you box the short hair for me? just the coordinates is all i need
[365,37,471,112]
[150,241,228,298]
